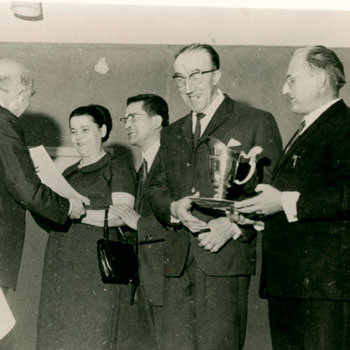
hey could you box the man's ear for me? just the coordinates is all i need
[100,124,107,138]
[316,70,328,90]
[152,115,163,129]
[213,69,222,86]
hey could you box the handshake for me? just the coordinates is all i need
[68,195,90,220]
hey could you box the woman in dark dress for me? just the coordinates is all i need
[37,105,136,350]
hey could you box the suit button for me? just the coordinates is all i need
[191,187,196,193]
[186,162,191,167]
[303,278,310,287]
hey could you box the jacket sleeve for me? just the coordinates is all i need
[147,147,174,227]
[254,112,283,184]
[0,121,69,224]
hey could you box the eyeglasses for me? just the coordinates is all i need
[0,86,35,97]
[284,74,316,88]
[119,112,148,125]
[284,75,301,88]
[172,68,217,89]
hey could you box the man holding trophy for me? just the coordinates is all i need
[148,43,282,350]
[235,46,350,349]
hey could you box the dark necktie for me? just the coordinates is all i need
[135,158,148,212]
[193,112,206,147]
[283,119,306,154]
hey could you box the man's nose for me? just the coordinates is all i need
[282,82,289,95]
[124,118,133,128]
[185,77,194,94]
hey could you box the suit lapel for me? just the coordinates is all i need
[181,112,195,150]
[196,96,233,148]
[273,100,346,177]
[135,152,160,213]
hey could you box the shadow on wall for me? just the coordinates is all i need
[19,112,62,147]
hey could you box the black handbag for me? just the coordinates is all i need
[97,208,138,285]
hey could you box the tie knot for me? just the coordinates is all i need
[196,112,206,120]
[298,119,306,132]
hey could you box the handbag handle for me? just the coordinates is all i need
[104,207,128,243]
[103,207,109,240]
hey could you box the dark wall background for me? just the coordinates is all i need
[2,42,350,350]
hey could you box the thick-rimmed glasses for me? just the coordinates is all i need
[119,112,148,125]
[172,68,217,90]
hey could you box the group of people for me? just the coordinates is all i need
[0,42,348,350]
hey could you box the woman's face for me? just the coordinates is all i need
[70,114,106,158]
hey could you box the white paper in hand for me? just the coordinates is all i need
[0,289,15,339]
[29,145,86,201]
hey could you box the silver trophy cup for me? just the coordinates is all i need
[191,137,262,210]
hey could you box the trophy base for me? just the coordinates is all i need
[190,197,235,211]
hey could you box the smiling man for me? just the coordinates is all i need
[148,43,282,350]
[235,45,350,349]
[111,94,169,350]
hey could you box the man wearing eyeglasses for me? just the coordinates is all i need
[235,46,350,349]
[111,94,169,350]
[148,43,282,350]
[0,59,88,344]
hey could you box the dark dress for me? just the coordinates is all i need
[37,152,136,350]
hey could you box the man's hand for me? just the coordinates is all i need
[197,217,241,253]
[68,198,88,220]
[109,204,140,230]
[234,184,283,216]
[170,194,207,233]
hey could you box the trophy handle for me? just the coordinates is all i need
[234,146,263,185]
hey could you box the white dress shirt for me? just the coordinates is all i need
[141,140,160,173]
[191,89,225,136]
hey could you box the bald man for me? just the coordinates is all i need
[0,59,87,342]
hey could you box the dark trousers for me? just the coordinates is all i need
[116,284,162,350]
[268,297,350,350]
[161,250,250,350]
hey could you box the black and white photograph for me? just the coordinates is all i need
[0,1,349,349]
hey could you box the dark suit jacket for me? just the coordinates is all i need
[0,106,70,289]
[260,99,350,300]
[148,95,282,277]
[137,153,166,306]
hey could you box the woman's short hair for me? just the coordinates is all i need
[69,104,112,142]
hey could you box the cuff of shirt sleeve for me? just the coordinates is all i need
[281,191,300,223]
[68,199,72,216]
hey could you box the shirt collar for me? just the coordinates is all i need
[302,98,341,134]
[141,140,160,171]
[192,89,225,133]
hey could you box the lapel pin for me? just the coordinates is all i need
[292,154,301,168]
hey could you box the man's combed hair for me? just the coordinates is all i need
[174,43,220,70]
[298,45,346,92]
[127,93,169,127]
